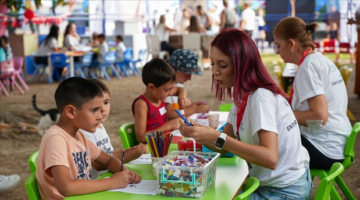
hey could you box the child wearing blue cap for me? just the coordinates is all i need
[165,49,209,119]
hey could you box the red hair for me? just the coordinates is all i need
[211,29,287,106]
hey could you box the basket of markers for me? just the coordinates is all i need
[152,151,220,198]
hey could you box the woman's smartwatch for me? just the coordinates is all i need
[214,133,227,150]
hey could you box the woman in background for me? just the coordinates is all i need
[64,22,80,51]
[186,16,206,33]
[274,17,351,170]
[156,15,177,56]
[35,25,60,66]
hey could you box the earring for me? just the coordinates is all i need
[291,49,294,53]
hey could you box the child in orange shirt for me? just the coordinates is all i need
[81,79,148,179]
[36,77,141,200]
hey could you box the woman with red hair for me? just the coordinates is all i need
[180,29,312,199]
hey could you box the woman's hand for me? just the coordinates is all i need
[179,120,220,145]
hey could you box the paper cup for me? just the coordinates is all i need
[208,113,220,129]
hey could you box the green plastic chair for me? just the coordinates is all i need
[219,103,233,112]
[234,177,260,200]
[25,172,41,200]
[119,123,139,149]
[311,122,360,200]
[28,150,39,173]
[314,162,344,200]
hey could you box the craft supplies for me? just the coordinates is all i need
[178,140,202,152]
[145,131,173,158]
[153,151,220,198]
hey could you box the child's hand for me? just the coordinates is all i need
[168,118,181,130]
[130,143,148,154]
[195,103,209,114]
[137,143,149,154]
[129,171,142,183]
[178,97,192,109]
[111,170,132,188]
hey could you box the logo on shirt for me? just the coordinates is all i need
[96,138,109,147]
[331,79,343,86]
[72,151,92,179]
[287,120,298,131]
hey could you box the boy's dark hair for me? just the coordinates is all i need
[88,78,110,95]
[115,35,123,41]
[54,77,103,113]
[98,34,105,39]
[1,36,8,43]
[142,58,176,88]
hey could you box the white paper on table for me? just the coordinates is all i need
[108,180,158,195]
[128,154,152,164]
[171,130,183,137]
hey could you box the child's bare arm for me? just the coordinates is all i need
[166,103,181,120]
[134,100,150,143]
[134,99,181,142]
[51,164,134,197]
[113,144,146,163]
[177,88,191,109]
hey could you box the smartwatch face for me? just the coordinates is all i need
[215,137,225,148]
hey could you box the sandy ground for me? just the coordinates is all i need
[0,69,359,199]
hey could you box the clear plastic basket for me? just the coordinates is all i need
[153,151,220,198]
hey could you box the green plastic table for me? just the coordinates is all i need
[65,144,248,200]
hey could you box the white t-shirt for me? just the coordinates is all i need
[241,8,256,31]
[165,83,184,104]
[157,24,169,42]
[227,88,309,187]
[81,124,114,179]
[37,38,58,56]
[116,41,127,62]
[64,35,79,51]
[97,42,109,63]
[292,52,352,160]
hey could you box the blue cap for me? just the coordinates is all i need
[166,49,203,76]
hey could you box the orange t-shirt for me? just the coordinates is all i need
[36,125,101,200]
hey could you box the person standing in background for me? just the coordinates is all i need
[240,2,255,37]
[196,5,212,31]
[219,0,236,32]
[253,9,266,52]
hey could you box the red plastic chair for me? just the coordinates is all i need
[13,57,29,91]
[323,40,336,53]
[313,41,320,52]
[339,42,350,53]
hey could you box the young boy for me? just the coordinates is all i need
[81,79,148,179]
[132,58,180,143]
[115,35,126,62]
[36,77,141,200]
[92,34,108,67]
[0,36,13,61]
[165,49,209,119]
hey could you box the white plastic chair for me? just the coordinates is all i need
[145,35,169,61]
[182,33,203,71]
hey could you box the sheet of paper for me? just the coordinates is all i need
[128,154,152,164]
[108,180,158,195]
